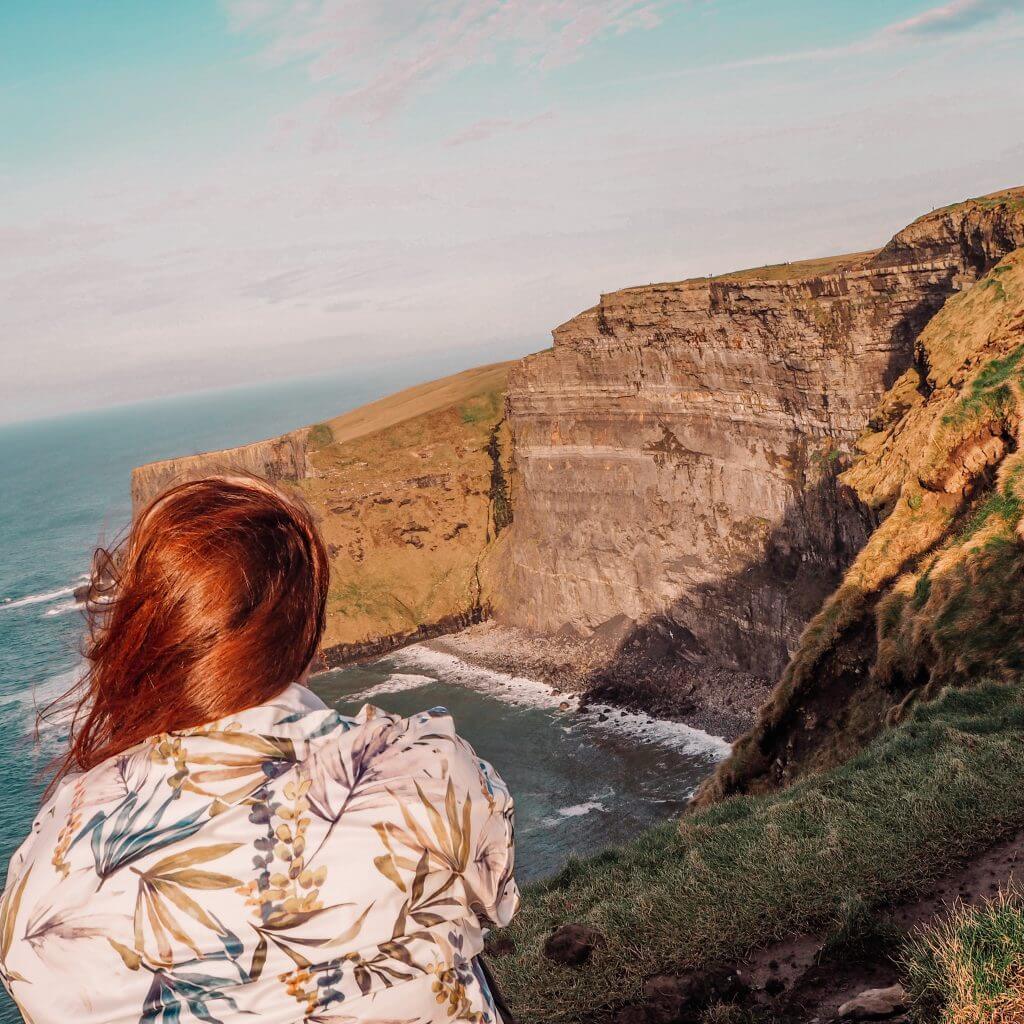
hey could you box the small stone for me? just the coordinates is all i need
[836,984,908,1020]
[543,923,605,967]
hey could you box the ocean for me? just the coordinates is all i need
[0,361,726,1023]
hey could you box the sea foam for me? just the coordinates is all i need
[1,585,77,611]
[389,645,732,759]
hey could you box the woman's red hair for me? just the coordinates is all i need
[44,475,329,787]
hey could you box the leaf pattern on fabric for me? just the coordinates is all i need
[0,684,518,1024]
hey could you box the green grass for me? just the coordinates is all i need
[912,562,935,609]
[983,278,1009,302]
[307,422,334,449]
[970,345,1024,393]
[459,388,503,425]
[902,889,1024,1023]
[940,344,1024,430]
[494,682,1024,1023]
[957,490,1023,545]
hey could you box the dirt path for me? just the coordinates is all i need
[733,828,1024,1020]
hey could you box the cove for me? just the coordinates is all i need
[312,645,730,883]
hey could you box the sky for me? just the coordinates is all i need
[2,0,1024,424]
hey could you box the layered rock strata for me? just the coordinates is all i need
[493,190,1024,692]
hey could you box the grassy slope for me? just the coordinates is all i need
[321,362,512,445]
[299,362,515,655]
[492,681,1024,1022]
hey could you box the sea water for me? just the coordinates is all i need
[0,363,727,1023]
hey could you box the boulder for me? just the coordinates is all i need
[836,984,908,1020]
[542,923,605,967]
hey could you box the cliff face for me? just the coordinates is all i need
[131,432,311,514]
[131,364,514,663]
[698,237,1024,803]
[493,190,1024,691]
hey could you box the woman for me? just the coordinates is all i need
[0,476,518,1024]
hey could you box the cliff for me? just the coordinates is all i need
[131,431,311,514]
[491,188,1024,704]
[130,188,1024,726]
[131,363,514,662]
[696,198,1024,802]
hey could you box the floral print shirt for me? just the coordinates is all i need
[0,684,519,1024]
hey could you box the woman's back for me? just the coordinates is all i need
[1,683,517,1023]
[0,476,518,1023]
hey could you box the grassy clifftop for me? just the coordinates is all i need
[299,362,514,660]
[131,363,516,662]
[493,680,1024,1022]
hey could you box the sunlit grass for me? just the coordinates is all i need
[903,889,1024,1023]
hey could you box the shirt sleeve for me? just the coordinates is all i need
[387,707,520,932]
[450,730,519,929]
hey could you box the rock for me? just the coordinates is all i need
[542,923,605,967]
[638,975,691,1023]
[492,198,1024,694]
[611,1007,651,1024]
[612,969,749,1024]
[836,984,908,1020]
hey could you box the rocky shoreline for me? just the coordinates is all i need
[421,620,772,742]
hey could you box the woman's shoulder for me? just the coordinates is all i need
[306,701,510,805]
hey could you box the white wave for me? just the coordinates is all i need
[579,702,732,758]
[1,585,77,611]
[555,800,607,819]
[389,645,731,759]
[1,665,84,747]
[389,645,579,711]
[43,600,81,618]
[533,800,609,831]
[347,673,435,701]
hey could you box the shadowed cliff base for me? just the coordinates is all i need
[430,466,876,741]
[576,466,882,737]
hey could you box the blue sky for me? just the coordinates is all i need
[2,0,1024,423]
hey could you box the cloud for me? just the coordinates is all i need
[701,0,1023,71]
[224,0,667,122]
[443,110,554,147]
[881,0,1023,39]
